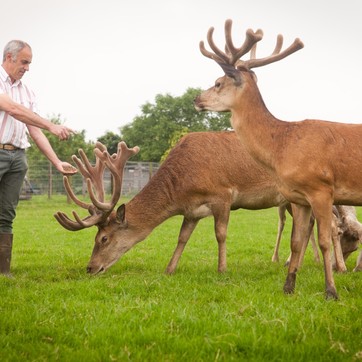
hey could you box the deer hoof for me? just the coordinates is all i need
[283,272,296,294]
[325,287,339,300]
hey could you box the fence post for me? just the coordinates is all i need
[48,162,52,199]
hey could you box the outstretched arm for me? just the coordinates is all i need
[0,93,75,140]
[28,126,77,175]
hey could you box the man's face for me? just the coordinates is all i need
[6,46,32,83]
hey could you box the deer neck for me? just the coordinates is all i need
[231,74,282,171]
[124,175,180,236]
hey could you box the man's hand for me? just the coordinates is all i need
[55,162,77,175]
[49,123,76,140]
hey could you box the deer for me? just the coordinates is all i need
[333,206,362,272]
[54,132,347,278]
[194,19,362,299]
[55,133,288,275]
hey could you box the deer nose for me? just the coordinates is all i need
[86,266,92,273]
[194,96,203,110]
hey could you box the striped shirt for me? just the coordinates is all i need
[0,65,38,148]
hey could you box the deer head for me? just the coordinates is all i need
[54,141,139,274]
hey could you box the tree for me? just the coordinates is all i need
[97,131,121,155]
[120,88,231,162]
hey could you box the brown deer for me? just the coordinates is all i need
[55,132,293,275]
[194,19,362,299]
[55,133,346,278]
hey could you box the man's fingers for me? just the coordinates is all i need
[62,164,77,175]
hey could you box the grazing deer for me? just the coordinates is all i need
[194,19,362,299]
[55,133,288,275]
[333,206,362,272]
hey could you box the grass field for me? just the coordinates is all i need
[1,195,361,361]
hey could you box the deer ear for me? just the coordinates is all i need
[250,71,258,83]
[116,204,127,225]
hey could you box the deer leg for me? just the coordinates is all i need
[309,228,321,263]
[213,206,230,273]
[284,229,313,267]
[331,214,347,273]
[311,197,338,300]
[284,204,311,295]
[272,205,287,263]
[296,214,316,268]
[353,250,362,272]
[165,218,199,274]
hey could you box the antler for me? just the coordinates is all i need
[199,19,304,71]
[54,141,140,231]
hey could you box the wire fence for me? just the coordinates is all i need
[20,159,160,200]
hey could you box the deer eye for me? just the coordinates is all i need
[101,236,108,244]
[215,81,221,88]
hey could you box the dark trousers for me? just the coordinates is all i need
[0,149,28,233]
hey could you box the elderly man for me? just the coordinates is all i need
[0,40,77,276]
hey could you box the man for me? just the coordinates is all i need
[0,40,77,276]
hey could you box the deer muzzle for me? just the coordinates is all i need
[87,264,105,275]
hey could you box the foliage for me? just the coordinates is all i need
[120,88,231,162]
[160,127,190,163]
[97,131,122,155]
[1,196,362,361]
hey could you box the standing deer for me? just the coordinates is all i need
[55,132,346,277]
[194,19,362,299]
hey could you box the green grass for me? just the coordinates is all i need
[1,195,362,361]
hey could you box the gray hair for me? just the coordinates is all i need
[3,40,31,62]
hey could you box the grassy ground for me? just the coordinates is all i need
[0,195,361,361]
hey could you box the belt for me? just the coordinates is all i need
[0,144,20,150]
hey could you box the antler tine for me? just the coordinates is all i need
[63,175,93,210]
[199,39,227,65]
[95,141,140,179]
[91,141,140,211]
[205,26,230,64]
[54,209,104,231]
[72,149,106,202]
[242,36,304,70]
[54,211,84,231]
[248,34,282,63]
[224,19,263,65]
